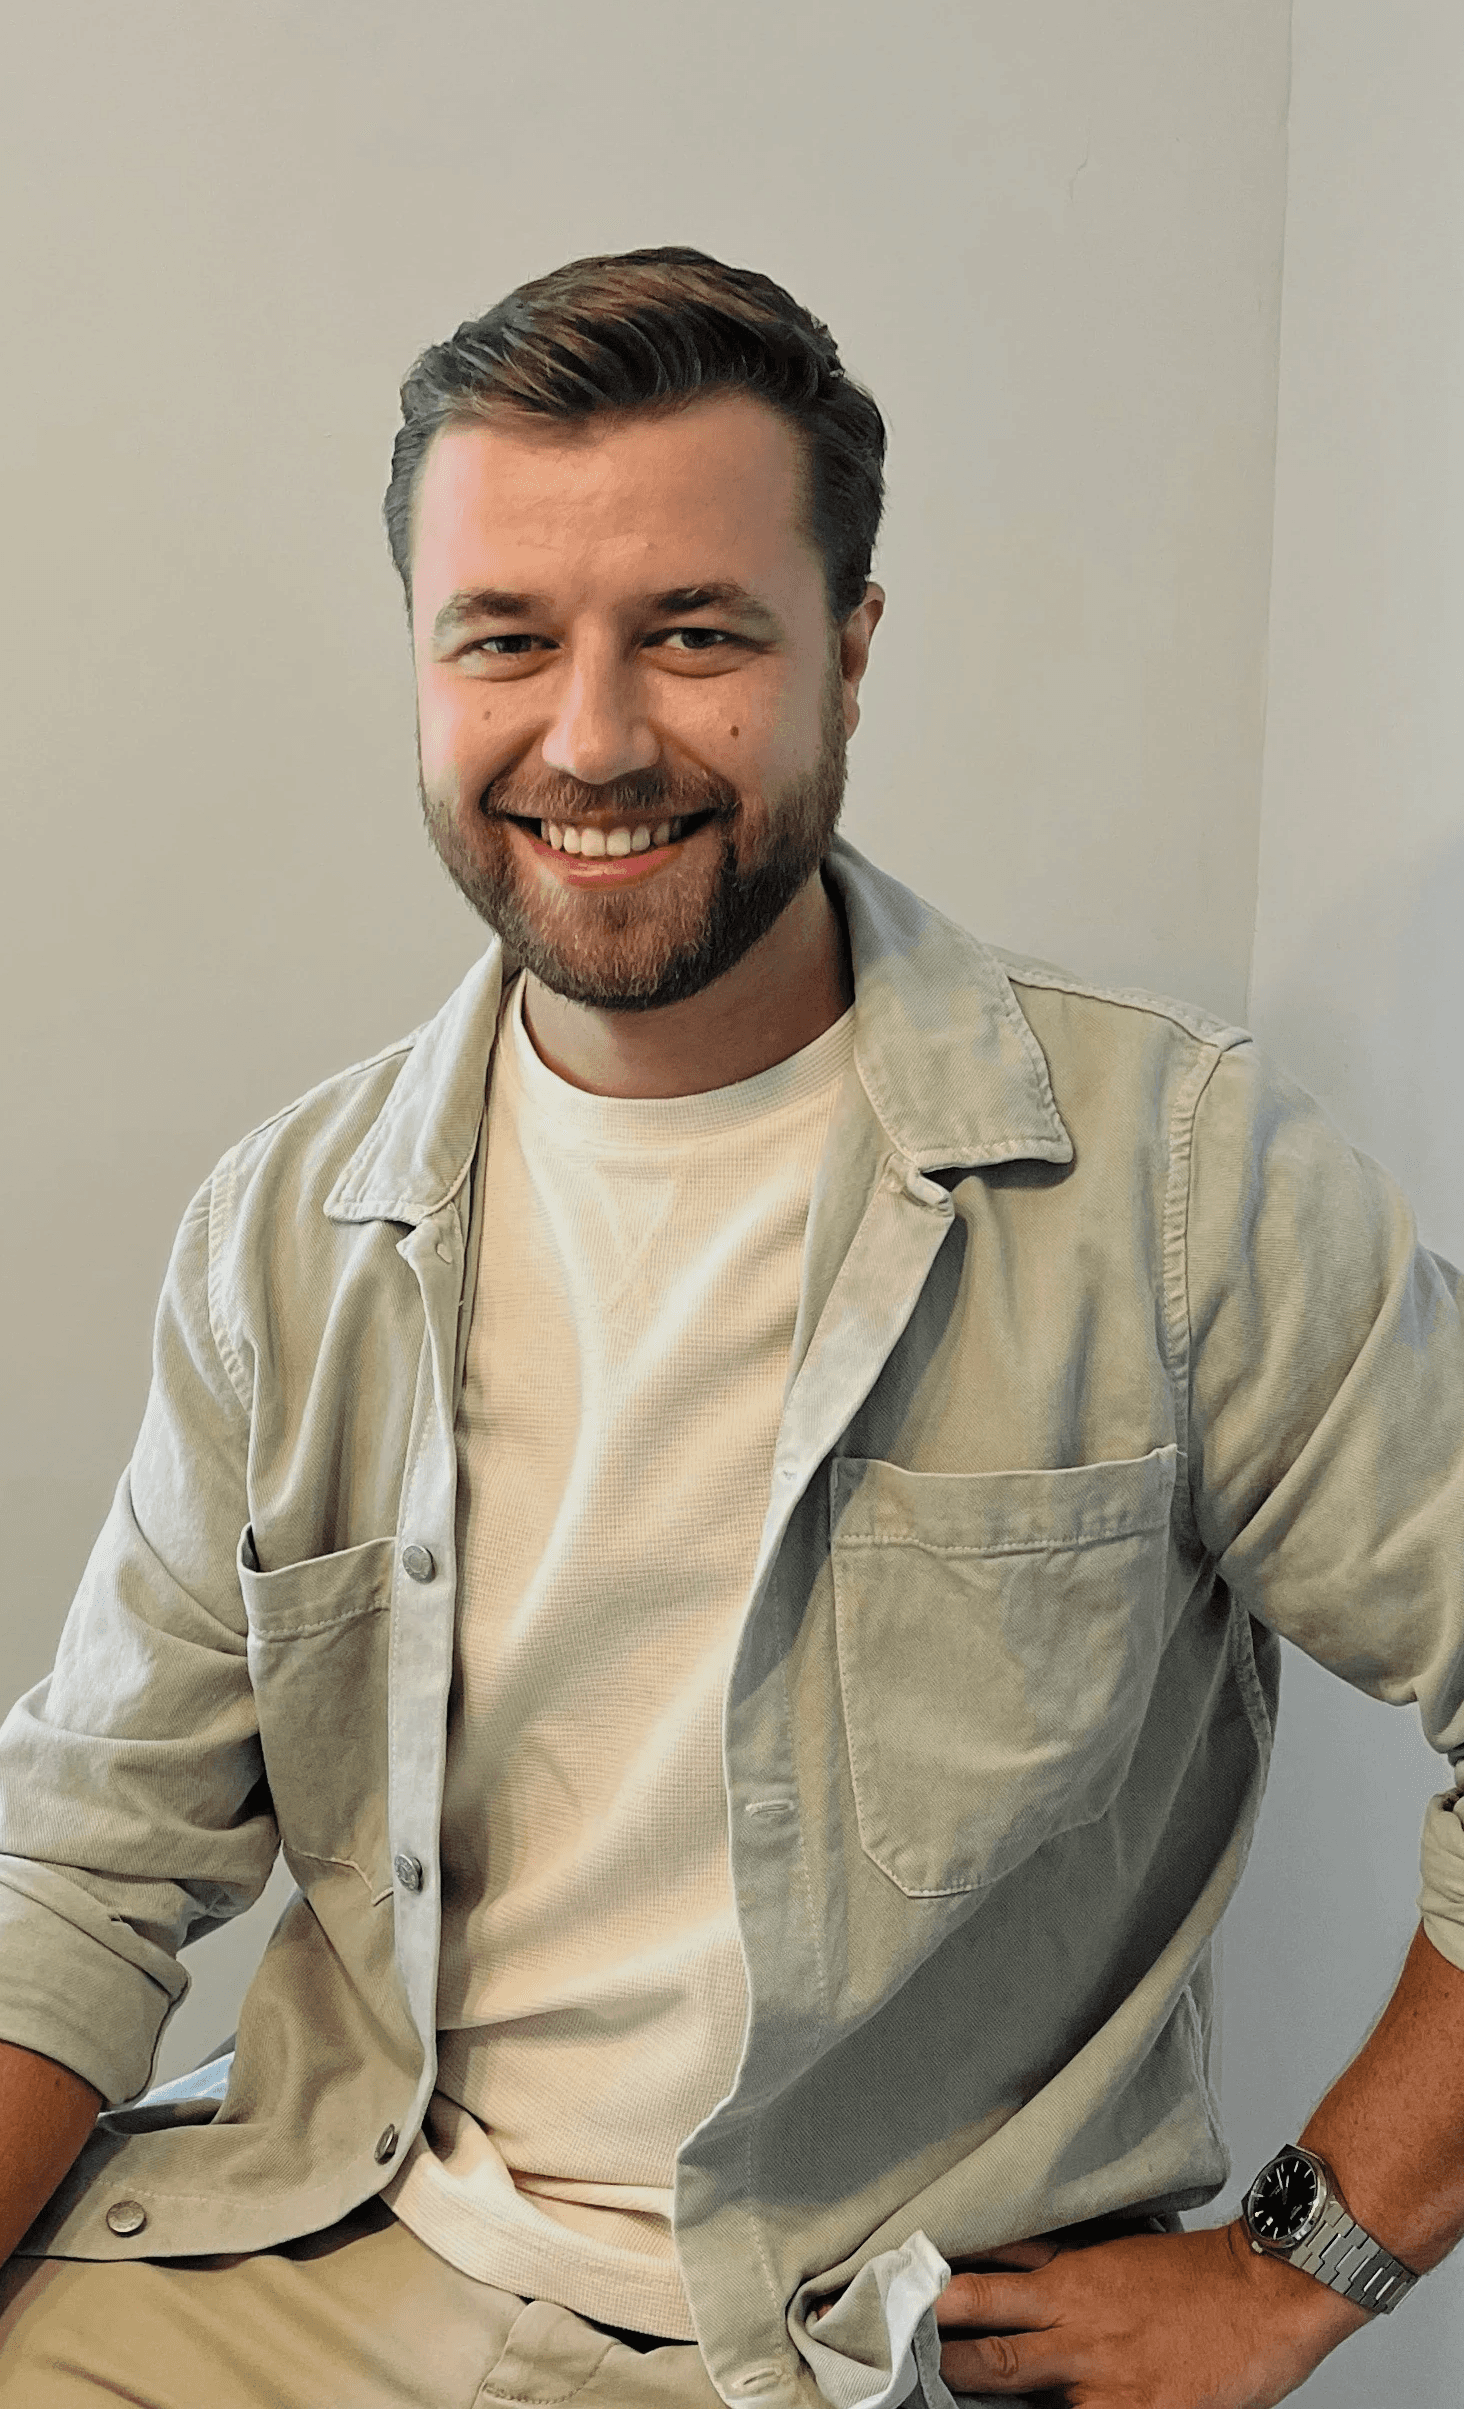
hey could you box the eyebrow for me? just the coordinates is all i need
[430,580,786,647]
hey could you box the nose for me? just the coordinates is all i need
[539,655,660,787]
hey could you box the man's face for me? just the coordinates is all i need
[410,391,874,1012]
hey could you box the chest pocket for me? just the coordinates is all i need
[238,1528,397,1893]
[830,1445,1178,1897]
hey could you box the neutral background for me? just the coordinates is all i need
[1,3,1459,2398]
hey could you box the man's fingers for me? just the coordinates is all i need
[938,2325,1072,2395]
[935,2268,1055,2330]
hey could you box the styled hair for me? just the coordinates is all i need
[384,246,886,626]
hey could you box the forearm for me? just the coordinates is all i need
[0,2039,102,2265]
[1285,1919,1464,2277]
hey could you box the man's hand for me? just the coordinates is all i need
[935,2223,1366,2406]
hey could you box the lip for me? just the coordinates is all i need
[509,815,715,885]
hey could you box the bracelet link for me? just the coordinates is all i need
[1294,2196,1417,2314]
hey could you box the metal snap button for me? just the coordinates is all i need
[393,1852,423,1892]
[105,2198,148,2236]
[401,1545,435,1583]
[374,2124,399,2163]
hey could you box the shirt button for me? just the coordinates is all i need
[105,2199,148,2236]
[393,1852,424,1891]
[401,1544,435,1583]
[373,2124,399,2163]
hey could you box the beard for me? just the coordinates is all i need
[418,650,849,1013]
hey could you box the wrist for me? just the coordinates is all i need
[1224,2217,1370,2352]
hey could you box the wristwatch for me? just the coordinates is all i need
[1241,2145,1418,2314]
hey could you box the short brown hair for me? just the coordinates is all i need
[384,246,887,626]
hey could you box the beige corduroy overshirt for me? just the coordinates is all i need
[2,833,1462,2409]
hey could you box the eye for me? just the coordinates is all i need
[469,634,541,657]
[654,628,736,652]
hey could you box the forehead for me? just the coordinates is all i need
[409,390,816,607]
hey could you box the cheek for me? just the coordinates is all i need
[760,676,822,763]
[417,684,493,793]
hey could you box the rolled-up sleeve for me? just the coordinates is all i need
[1182,1039,1464,1960]
[0,1171,276,2104]
[1417,1793,1464,1972]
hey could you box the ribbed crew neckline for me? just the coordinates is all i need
[499,970,855,1146]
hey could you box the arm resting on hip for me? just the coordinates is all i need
[934,1923,1464,2404]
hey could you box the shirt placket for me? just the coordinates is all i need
[679,1156,958,2408]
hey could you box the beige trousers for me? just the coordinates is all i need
[0,2200,728,2408]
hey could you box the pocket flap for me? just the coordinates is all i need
[831,1445,1178,1555]
[238,1531,397,1640]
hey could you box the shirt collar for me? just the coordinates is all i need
[824,832,1072,1173]
[325,831,1071,1227]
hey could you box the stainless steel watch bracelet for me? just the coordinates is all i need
[1288,2194,1419,2314]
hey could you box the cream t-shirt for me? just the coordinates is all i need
[386,970,854,2337]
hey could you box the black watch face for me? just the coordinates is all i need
[1248,2151,1322,2245]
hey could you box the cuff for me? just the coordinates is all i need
[1417,1792,1464,1973]
[0,1861,186,2104]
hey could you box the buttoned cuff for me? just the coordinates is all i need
[1417,1793,1464,1972]
[0,1860,186,2104]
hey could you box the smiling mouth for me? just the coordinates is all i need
[507,808,720,857]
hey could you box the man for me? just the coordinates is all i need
[1,244,1462,2409]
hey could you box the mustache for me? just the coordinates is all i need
[481,766,738,824]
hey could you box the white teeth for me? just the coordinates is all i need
[537,815,693,854]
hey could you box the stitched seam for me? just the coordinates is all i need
[1003,962,1253,1048]
[780,1660,829,2042]
[742,2118,787,2395]
[385,1332,444,2048]
[204,1162,253,1416]
[248,1601,389,1642]
[832,1519,1170,1556]
[1168,1042,1235,1552]
[473,2343,614,2407]
[832,1565,973,1897]
[1225,1590,1276,1765]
